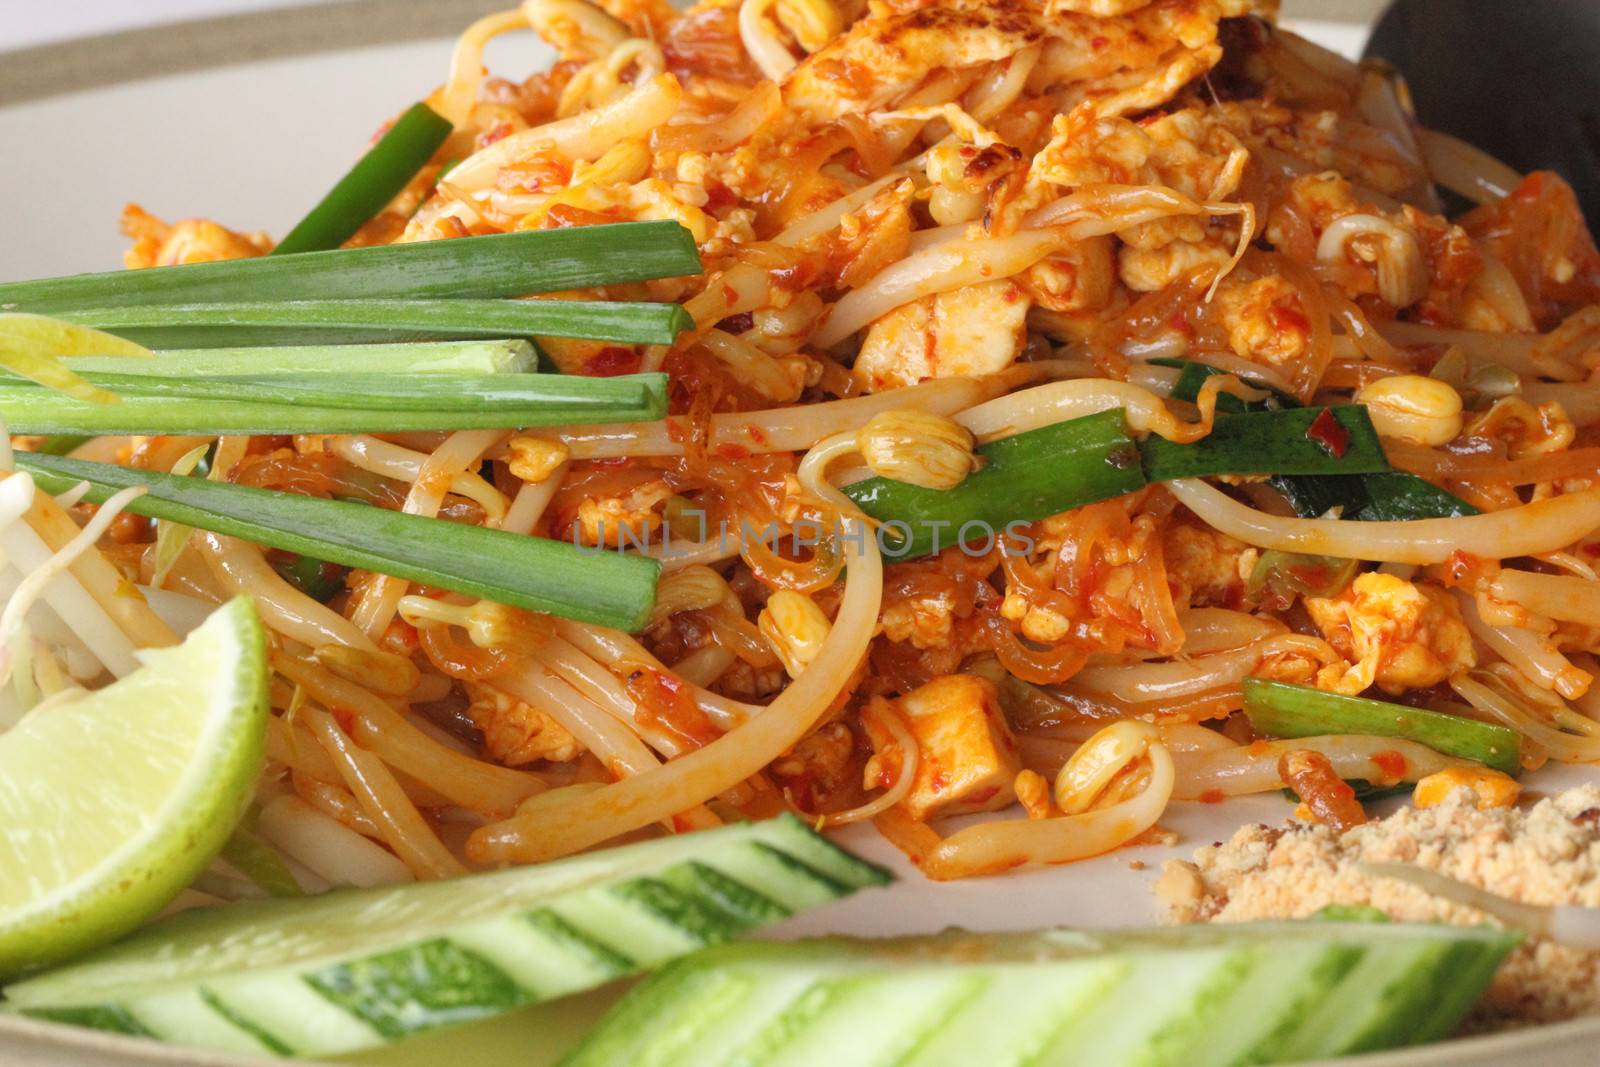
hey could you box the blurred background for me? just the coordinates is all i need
[0,0,1386,281]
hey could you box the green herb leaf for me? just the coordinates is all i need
[14,453,661,631]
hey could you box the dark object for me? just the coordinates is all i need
[1365,0,1600,221]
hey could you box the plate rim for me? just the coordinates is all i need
[0,0,486,107]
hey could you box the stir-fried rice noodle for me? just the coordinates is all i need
[19,0,1600,888]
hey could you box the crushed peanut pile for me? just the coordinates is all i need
[1158,785,1600,1031]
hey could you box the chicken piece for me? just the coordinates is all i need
[120,203,271,269]
[1210,274,1313,369]
[1305,573,1477,695]
[1163,521,1258,609]
[466,681,583,766]
[852,280,1030,391]
[862,674,1021,822]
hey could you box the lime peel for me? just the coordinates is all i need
[0,596,267,978]
[0,313,151,404]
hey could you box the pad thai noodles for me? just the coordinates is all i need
[8,0,1600,899]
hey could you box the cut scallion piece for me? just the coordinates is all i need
[843,409,1144,559]
[64,339,537,377]
[1161,359,1475,520]
[1139,406,1389,480]
[14,453,661,631]
[0,371,667,434]
[0,222,702,313]
[271,103,453,257]
[1270,471,1479,522]
[1242,678,1521,775]
[59,299,691,349]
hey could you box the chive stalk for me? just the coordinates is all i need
[59,299,691,349]
[1162,359,1475,520]
[1269,471,1479,522]
[0,223,702,313]
[843,409,1145,559]
[0,371,667,434]
[1139,406,1389,480]
[14,453,661,631]
[64,340,537,377]
[272,103,454,257]
[1242,678,1521,775]
[844,403,1394,561]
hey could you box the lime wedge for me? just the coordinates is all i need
[0,596,267,979]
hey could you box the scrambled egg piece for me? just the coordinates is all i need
[862,674,1021,821]
[1033,107,1252,292]
[1117,238,1236,292]
[1211,274,1312,369]
[853,279,1030,390]
[1305,572,1476,695]
[1163,521,1258,609]
[1037,108,1250,206]
[466,681,583,766]
[1021,235,1117,311]
[785,0,1243,124]
[784,0,1047,122]
[1002,497,1176,650]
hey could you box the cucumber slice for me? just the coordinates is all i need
[560,923,1519,1067]
[1,814,888,1058]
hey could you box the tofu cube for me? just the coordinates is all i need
[864,674,1021,821]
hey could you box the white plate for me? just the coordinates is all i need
[1,5,1596,1064]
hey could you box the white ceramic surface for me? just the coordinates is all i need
[1,4,1596,1065]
